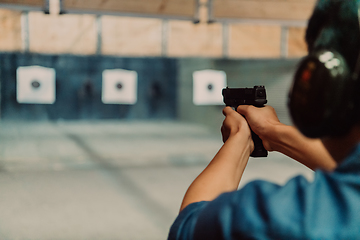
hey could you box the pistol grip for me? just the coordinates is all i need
[250,130,268,157]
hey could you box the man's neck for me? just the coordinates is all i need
[321,126,360,164]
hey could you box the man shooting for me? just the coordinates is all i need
[168,0,360,239]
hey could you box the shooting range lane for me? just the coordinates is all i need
[0,121,219,239]
[60,128,174,233]
[0,121,313,240]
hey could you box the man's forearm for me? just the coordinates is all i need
[236,105,336,171]
[271,124,336,171]
[180,133,251,212]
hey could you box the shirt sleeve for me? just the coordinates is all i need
[168,201,209,240]
[168,175,311,240]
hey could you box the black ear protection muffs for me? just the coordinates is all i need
[288,1,360,138]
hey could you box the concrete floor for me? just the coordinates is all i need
[0,121,313,240]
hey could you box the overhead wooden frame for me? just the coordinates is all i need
[0,0,44,11]
[210,0,317,25]
[63,0,199,21]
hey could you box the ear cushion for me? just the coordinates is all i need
[288,49,356,138]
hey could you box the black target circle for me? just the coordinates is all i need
[31,80,41,89]
[116,82,123,90]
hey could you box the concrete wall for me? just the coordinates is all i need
[0,9,22,52]
[102,16,163,56]
[288,27,308,58]
[0,8,308,58]
[228,24,282,58]
[29,12,97,55]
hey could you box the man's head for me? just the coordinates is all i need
[288,0,360,138]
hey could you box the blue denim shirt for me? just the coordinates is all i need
[168,144,360,240]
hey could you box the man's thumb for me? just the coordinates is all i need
[236,105,251,116]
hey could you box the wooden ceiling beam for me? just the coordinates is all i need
[0,0,44,11]
[63,0,197,19]
[212,0,317,22]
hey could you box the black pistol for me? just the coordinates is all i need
[222,86,268,158]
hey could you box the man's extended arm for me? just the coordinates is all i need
[179,107,253,211]
[237,105,336,171]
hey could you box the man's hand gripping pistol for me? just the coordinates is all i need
[222,86,268,157]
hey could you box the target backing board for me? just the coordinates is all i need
[102,69,137,104]
[16,66,56,104]
[193,70,227,105]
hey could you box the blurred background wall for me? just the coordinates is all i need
[0,0,314,129]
